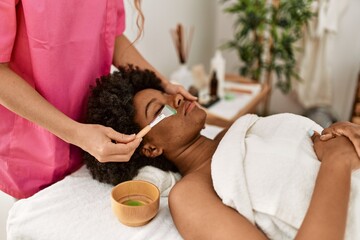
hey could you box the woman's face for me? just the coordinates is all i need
[133,89,207,157]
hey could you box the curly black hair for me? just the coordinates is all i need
[83,65,178,185]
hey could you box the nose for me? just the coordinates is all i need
[172,93,184,109]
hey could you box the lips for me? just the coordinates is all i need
[184,101,196,115]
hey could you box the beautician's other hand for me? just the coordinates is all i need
[163,82,197,101]
[311,131,360,171]
[320,121,360,158]
[74,123,142,163]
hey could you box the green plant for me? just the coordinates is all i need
[222,0,314,93]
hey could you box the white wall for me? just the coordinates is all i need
[124,0,218,77]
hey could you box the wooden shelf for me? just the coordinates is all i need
[205,74,271,128]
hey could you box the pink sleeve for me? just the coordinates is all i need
[0,0,18,63]
[116,0,126,36]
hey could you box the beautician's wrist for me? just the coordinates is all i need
[57,120,83,146]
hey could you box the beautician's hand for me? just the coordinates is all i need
[73,123,142,163]
[311,131,360,171]
[163,82,198,101]
[320,121,360,158]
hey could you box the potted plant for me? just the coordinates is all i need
[221,0,314,106]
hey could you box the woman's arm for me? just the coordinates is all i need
[0,63,141,162]
[295,134,357,240]
[169,134,357,240]
[169,171,268,240]
[321,121,360,157]
[112,35,197,100]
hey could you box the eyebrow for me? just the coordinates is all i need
[145,98,157,119]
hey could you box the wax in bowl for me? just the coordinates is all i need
[111,180,160,227]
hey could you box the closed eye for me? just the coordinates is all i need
[154,105,164,117]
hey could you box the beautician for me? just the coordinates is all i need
[0,0,195,199]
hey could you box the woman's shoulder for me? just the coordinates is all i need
[169,170,213,201]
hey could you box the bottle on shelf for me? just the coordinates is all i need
[210,50,225,98]
[210,70,218,100]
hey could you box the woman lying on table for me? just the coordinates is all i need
[84,65,360,240]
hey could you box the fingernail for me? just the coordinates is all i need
[307,129,314,137]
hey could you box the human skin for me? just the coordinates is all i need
[321,121,360,158]
[133,88,359,240]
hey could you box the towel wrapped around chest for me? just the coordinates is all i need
[211,113,360,239]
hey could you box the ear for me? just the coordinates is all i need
[141,142,163,158]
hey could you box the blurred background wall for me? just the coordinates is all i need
[124,0,217,77]
[125,0,360,121]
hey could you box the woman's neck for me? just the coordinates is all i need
[170,135,221,175]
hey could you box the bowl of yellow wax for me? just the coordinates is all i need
[111,180,160,227]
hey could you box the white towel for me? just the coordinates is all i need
[134,166,181,197]
[7,166,182,240]
[211,113,360,239]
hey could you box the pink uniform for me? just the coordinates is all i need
[0,0,125,198]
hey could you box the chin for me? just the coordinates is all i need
[191,108,207,132]
[180,107,205,133]
[199,109,207,126]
